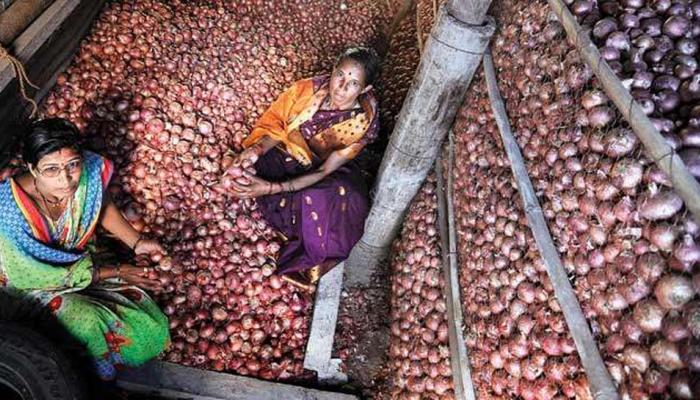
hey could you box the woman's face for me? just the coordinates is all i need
[31,148,82,197]
[329,59,372,110]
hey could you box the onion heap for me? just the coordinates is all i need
[375,3,422,134]
[452,70,590,399]
[491,0,700,397]
[385,174,455,399]
[416,0,438,51]
[35,0,407,380]
[568,0,700,182]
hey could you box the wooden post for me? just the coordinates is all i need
[446,0,491,25]
[483,50,619,400]
[345,2,495,286]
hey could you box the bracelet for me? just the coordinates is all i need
[267,182,273,196]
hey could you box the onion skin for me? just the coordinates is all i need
[633,299,666,333]
[655,275,695,310]
[639,191,684,221]
[650,339,685,371]
[622,345,651,372]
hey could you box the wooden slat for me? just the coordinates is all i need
[482,50,619,400]
[303,262,347,384]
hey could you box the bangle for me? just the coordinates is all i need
[267,182,272,195]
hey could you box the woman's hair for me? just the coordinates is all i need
[336,46,381,86]
[22,118,82,166]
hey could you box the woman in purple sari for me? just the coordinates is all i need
[226,47,380,290]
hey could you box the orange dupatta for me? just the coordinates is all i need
[242,76,377,166]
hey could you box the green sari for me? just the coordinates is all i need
[0,151,169,380]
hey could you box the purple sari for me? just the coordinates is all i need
[254,108,378,275]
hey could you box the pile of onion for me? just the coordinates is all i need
[490,0,700,398]
[36,0,414,381]
[385,174,455,399]
[452,70,591,399]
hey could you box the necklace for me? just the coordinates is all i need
[33,178,68,221]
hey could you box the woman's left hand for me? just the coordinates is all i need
[134,238,166,257]
[231,172,273,199]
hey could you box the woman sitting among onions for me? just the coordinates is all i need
[0,118,170,380]
[224,47,381,290]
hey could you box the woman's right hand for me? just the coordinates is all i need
[98,264,161,292]
[224,147,259,174]
[119,265,162,292]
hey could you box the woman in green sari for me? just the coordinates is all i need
[0,118,169,380]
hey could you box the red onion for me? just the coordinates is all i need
[655,274,695,310]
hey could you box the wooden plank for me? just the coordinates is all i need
[117,361,358,400]
[482,50,618,400]
[0,0,105,166]
[303,262,347,384]
[435,133,476,400]
[0,0,54,45]
[546,0,700,224]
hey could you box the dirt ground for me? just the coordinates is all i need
[334,263,394,399]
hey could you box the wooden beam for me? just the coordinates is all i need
[0,0,53,45]
[345,5,495,286]
[483,50,619,400]
[303,263,347,384]
[117,361,358,400]
[0,0,106,167]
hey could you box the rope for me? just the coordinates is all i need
[0,45,39,117]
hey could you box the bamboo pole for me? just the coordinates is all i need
[547,0,700,223]
[483,50,619,400]
[436,133,476,400]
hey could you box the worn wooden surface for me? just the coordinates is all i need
[303,263,347,384]
[345,4,495,286]
[435,133,476,400]
[0,0,105,166]
[117,361,359,400]
[483,50,619,400]
[546,0,700,224]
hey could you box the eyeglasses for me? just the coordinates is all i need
[37,159,82,178]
